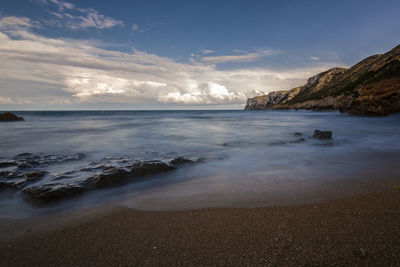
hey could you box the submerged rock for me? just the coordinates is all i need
[0,112,24,122]
[0,161,17,168]
[313,130,332,139]
[169,157,194,165]
[290,138,306,143]
[86,160,175,189]
[88,168,131,188]
[1,153,195,203]
[25,171,47,180]
[130,160,175,176]
[294,132,303,136]
[22,184,86,202]
[12,153,85,169]
[0,170,29,190]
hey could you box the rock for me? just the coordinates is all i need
[0,170,25,180]
[290,138,306,143]
[12,153,85,169]
[88,168,131,188]
[169,157,194,165]
[0,170,32,190]
[0,112,24,121]
[0,162,17,168]
[0,154,190,203]
[22,184,85,202]
[130,160,176,176]
[245,87,302,110]
[313,130,332,139]
[244,44,400,116]
[25,171,47,180]
[0,180,21,190]
[294,132,302,136]
[87,160,175,188]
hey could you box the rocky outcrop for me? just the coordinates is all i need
[0,112,24,121]
[169,157,194,165]
[0,153,198,203]
[245,86,302,110]
[313,130,332,139]
[245,44,400,116]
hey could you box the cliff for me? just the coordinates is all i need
[245,44,400,115]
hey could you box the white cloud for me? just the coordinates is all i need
[159,82,245,104]
[310,56,320,61]
[132,23,139,31]
[0,96,32,105]
[46,0,75,10]
[201,48,279,63]
[38,0,123,30]
[0,19,340,108]
[0,96,13,104]
[0,16,40,29]
[200,49,214,55]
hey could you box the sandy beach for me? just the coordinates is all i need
[1,188,399,266]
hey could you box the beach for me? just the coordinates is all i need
[1,187,399,266]
[1,111,400,265]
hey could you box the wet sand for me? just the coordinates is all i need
[1,188,400,266]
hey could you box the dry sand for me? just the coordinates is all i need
[1,188,400,266]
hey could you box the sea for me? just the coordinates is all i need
[1,110,400,218]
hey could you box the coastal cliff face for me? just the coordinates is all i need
[245,44,400,115]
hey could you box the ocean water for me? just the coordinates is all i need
[0,110,400,218]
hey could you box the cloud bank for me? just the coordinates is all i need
[0,16,335,109]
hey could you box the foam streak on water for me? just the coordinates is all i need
[0,110,400,217]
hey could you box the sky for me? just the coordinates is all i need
[0,0,399,110]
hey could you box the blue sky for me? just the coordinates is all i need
[0,0,399,109]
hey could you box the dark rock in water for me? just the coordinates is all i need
[0,112,24,122]
[0,170,24,179]
[88,168,131,188]
[0,170,29,189]
[294,132,303,136]
[130,160,175,176]
[14,153,37,159]
[0,180,21,190]
[25,171,47,180]
[17,163,36,169]
[313,130,332,139]
[269,141,289,145]
[0,153,192,203]
[0,171,10,178]
[169,157,194,165]
[290,138,306,143]
[13,153,85,169]
[82,160,175,189]
[0,162,17,168]
[22,184,85,202]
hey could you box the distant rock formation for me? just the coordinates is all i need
[0,112,24,121]
[245,44,400,116]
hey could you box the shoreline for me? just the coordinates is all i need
[1,187,399,266]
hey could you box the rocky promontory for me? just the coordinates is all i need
[245,44,400,116]
[0,112,24,121]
